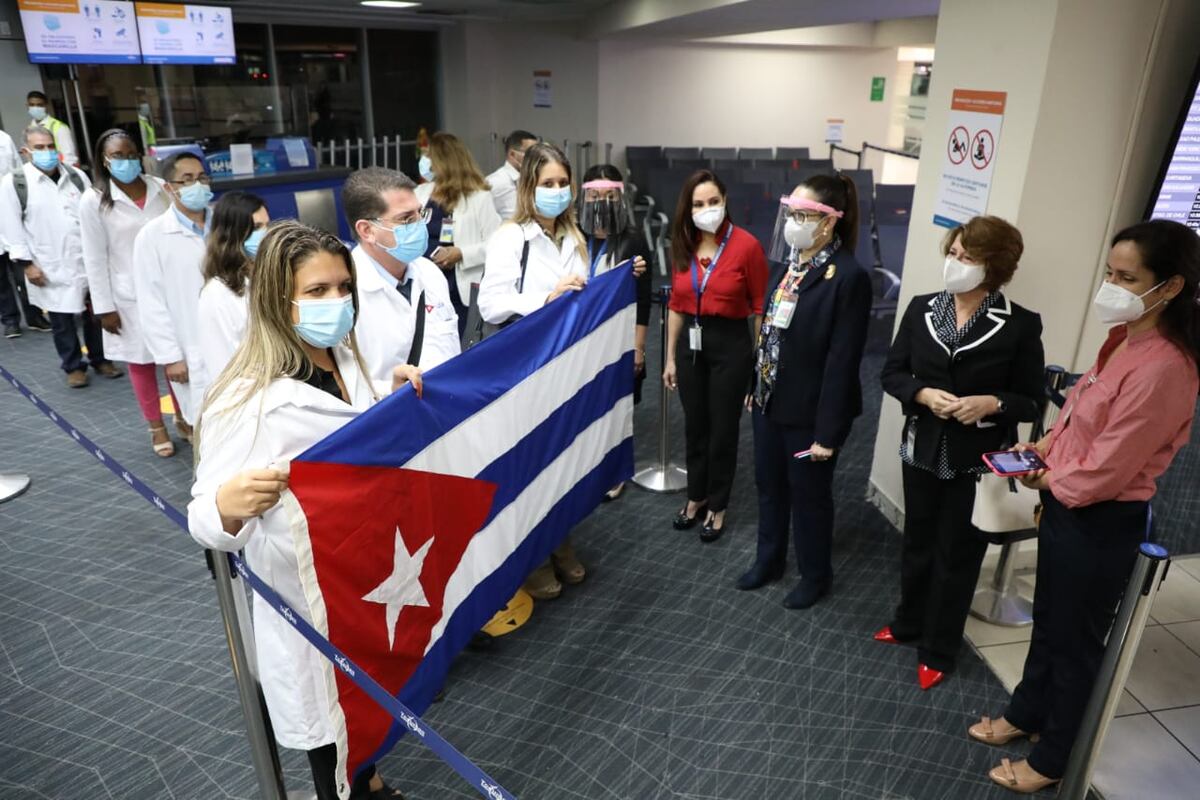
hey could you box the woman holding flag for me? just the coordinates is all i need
[188,221,418,800]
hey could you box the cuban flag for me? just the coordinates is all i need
[284,266,636,794]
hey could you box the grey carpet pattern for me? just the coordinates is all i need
[1,310,1183,799]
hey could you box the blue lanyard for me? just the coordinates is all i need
[689,224,733,320]
[588,238,608,280]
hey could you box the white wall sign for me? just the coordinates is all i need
[825,118,844,144]
[533,70,552,109]
[932,89,1007,228]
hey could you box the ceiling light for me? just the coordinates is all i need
[360,1,420,8]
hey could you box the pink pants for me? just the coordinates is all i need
[127,362,181,423]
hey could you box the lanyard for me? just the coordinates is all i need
[588,238,608,280]
[689,224,734,321]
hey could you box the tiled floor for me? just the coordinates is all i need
[967,552,1200,799]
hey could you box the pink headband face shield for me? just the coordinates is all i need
[767,195,844,262]
[578,179,631,237]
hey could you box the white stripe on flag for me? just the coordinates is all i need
[424,396,633,654]
[402,305,635,478]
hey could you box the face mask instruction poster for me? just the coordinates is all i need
[135,2,234,64]
[932,89,1007,228]
[18,0,141,64]
[533,70,552,109]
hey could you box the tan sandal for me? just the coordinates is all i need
[988,758,1058,794]
[149,425,175,458]
[968,716,1039,746]
[523,561,562,600]
[550,540,586,585]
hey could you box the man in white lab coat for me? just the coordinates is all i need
[486,129,537,221]
[132,152,212,430]
[341,167,461,383]
[0,126,52,338]
[0,125,119,387]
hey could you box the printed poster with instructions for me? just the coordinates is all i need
[933,89,1006,228]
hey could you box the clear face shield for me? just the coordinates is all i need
[578,179,633,237]
[766,195,844,263]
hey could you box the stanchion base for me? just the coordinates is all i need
[970,586,1033,627]
[287,791,318,800]
[631,463,688,493]
[0,473,31,504]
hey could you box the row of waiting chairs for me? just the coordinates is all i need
[627,146,811,163]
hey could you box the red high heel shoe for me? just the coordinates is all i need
[873,625,899,644]
[917,663,945,691]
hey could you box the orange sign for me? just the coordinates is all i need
[17,0,80,12]
[950,89,1007,115]
[135,1,187,18]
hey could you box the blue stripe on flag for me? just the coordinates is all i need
[302,266,636,467]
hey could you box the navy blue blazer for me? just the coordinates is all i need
[757,246,872,448]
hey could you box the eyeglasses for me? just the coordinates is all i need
[169,174,212,188]
[372,213,423,227]
[787,210,824,224]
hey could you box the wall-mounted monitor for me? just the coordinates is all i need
[1147,55,1200,229]
[135,2,234,65]
[18,0,142,64]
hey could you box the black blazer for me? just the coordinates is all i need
[881,292,1045,472]
[759,246,872,448]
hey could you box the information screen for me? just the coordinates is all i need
[1148,77,1200,229]
[19,0,142,64]
[135,2,234,64]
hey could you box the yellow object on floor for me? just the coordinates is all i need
[481,589,534,637]
[160,395,175,415]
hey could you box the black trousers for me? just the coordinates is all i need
[1004,492,1146,779]
[752,411,840,582]
[49,308,107,373]
[0,253,44,327]
[307,743,376,800]
[674,315,752,511]
[891,463,988,672]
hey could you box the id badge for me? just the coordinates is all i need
[773,298,797,330]
[439,217,455,245]
[688,324,703,351]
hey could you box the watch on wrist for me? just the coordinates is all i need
[995,397,1007,413]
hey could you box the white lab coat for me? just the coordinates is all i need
[478,220,588,325]
[0,131,20,179]
[486,161,520,221]
[188,346,385,751]
[197,278,249,383]
[351,246,461,382]
[78,177,173,363]
[415,183,502,301]
[132,206,210,424]
[0,163,90,313]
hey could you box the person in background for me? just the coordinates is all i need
[136,93,157,151]
[189,221,416,800]
[417,131,502,335]
[878,215,1044,689]
[487,129,537,220]
[971,220,1199,795]
[0,125,51,338]
[739,175,872,610]
[79,128,179,455]
[26,90,78,166]
[132,152,213,437]
[342,167,461,383]
[0,125,119,387]
[663,169,768,542]
[198,191,269,381]
[479,141,589,599]
[578,163,652,501]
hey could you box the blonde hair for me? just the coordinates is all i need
[513,141,587,261]
[428,131,489,211]
[199,220,373,426]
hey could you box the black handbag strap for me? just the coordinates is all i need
[516,238,530,292]
[407,290,426,366]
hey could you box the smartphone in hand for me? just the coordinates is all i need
[982,450,1048,477]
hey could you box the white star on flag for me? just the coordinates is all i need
[362,528,433,650]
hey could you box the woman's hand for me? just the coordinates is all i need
[216,468,289,522]
[432,246,462,270]
[663,358,677,391]
[24,264,48,287]
[947,395,1001,426]
[634,348,646,374]
[1018,469,1050,491]
[631,256,647,277]
[97,311,123,334]
[744,393,754,412]
[546,274,587,304]
[916,387,959,419]
[392,364,423,397]
[165,359,189,384]
[810,443,836,462]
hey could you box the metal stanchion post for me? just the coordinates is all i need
[0,474,31,503]
[632,287,687,493]
[1058,541,1170,800]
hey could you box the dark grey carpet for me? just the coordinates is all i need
[1,309,1187,799]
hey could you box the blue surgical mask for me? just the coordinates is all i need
[374,220,428,264]
[107,157,142,184]
[244,228,266,258]
[535,186,572,218]
[418,155,434,183]
[178,182,213,212]
[292,295,355,348]
[31,149,58,170]
[28,106,47,122]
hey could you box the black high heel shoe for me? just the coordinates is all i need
[672,501,707,530]
[699,512,726,543]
